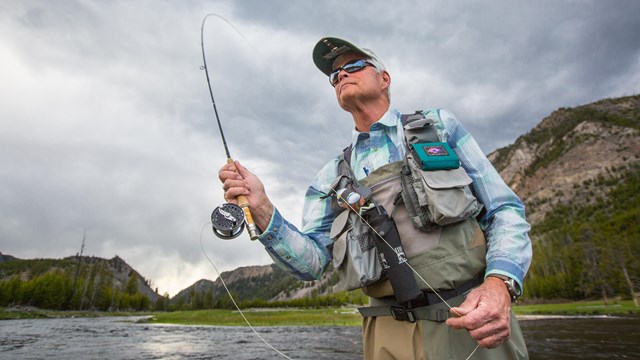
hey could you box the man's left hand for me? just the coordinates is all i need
[445,277,512,348]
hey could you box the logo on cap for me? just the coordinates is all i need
[321,39,351,60]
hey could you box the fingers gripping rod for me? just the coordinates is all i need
[201,14,258,240]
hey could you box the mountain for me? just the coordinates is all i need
[488,94,639,300]
[488,95,639,224]
[0,254,164,310]
[170,264,340,307]
[0,252,17,263]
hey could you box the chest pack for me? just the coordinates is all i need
[327,109,487,302]
[342,110,483,231]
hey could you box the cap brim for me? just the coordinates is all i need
[312,37,371,76]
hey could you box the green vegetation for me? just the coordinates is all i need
[525,165,640,302]
[167,265,306,311]
[145,300,640,327]
[3,300,638,324]
[513,300,640,317]
[170,285,368,312]
[0,257,161,312]
[147,308,362,327]
[0,307,147,320]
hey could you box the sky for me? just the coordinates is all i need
[1,0,639,297]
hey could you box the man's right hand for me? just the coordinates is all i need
[218,160,274,232]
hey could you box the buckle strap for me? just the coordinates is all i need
[391,306,417,323]
[422,275,483,306]
[358,305,451,322]
[358,275,485,322]
[374,274,484,309]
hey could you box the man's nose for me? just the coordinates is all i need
[337,69,349,84]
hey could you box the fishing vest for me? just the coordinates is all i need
[328,109,487,299]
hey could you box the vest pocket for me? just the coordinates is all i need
[401,154,482,231]
[331,210,384,291]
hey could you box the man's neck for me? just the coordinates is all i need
[350,102,390,132]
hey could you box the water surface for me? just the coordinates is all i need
[1,315,639,359]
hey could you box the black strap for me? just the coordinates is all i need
[401,110,440,145]
[358,274,484,322]
[342,144,353,167]
[400,111,426,126]
[358,303,452,322]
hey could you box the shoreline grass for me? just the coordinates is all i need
[145,307,363,327]
[0,306,149,321]
[513,299,640,317]
[146,300,640,326]
[2,300,638,325]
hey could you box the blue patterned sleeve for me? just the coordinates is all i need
[438,110,532,290]
[256,158,338,280]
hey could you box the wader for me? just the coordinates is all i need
[362,294,529,360]
[329,111,529,359]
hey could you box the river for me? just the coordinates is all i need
[1,315,639,359]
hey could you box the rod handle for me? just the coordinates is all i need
[227,158,259,240]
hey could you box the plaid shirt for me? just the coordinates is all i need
[258,108,532,291]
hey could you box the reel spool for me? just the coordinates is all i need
[211,203,246,239]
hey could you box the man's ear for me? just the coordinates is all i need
[381,70,391,89]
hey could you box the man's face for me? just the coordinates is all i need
[331,52,389,110]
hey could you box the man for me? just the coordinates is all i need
[219,37,531,359]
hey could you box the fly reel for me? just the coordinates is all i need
[211,203,246,239]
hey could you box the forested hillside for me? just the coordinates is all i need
[489,95,639,302]
[169,264,367,310]
[0,255,167,311]
[525,164,639,301]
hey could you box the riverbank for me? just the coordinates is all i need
[514,299,640,317]
[145,300,639,326]
[2,299,638,325]
[0,306,148,320]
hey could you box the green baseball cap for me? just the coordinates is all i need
[312,37,384,76]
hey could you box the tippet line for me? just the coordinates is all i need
[199,222,293,360]
[201,12,481,359]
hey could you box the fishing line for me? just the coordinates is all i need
[199,13,293,359]
[199,221,294,360]
[200,12,482,359]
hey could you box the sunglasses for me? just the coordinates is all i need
[329,59,374,87]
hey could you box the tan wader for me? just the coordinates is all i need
[362,293,529,360]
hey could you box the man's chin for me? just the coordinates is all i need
[337,84,356,100]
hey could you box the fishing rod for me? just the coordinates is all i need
[200,14,259,240]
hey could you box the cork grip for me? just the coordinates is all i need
[227,158,259,240]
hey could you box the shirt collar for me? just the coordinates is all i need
[349,108,401,147]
